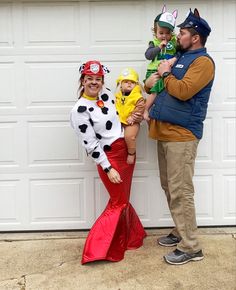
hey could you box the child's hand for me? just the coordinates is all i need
[143,110,150,121]
[159,40,168,49]
[127,116,134,125]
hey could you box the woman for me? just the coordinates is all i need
[70,60,146,264]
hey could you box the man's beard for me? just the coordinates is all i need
[176,42,192,53]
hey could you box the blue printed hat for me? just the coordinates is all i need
[177,8,211,37]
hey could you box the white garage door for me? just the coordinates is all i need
[0,0,235,231]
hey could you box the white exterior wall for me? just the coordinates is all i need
[0,0,235,231]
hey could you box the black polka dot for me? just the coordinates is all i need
[106,87,111,91]
[84,140,88,144]
[89,107,94,112]
[112,100,115,104]
[96,133,102,140]
[103,145,111,151]
[79,124,88,133]
[89,118,94,126]
[101,107,109,114]
[77,106,87,113]
[101,94,109,101]
[106,121,112,130]
[116,111,119,115]
[92,151,100,159]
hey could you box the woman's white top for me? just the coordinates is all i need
[70,87,124,169]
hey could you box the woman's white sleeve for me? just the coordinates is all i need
[70,110,111,169]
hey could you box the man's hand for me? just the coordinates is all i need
[158,60,171,77]
[143,109,150,121]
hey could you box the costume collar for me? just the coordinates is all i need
[82,93,98,100]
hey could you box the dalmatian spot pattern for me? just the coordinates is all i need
[103,145,111,151]
[79,124,88,133]
[84,140,88,144]
[92,151,100,159]
[89,118,94,126]
[106,121,112,130]
[77,106,87,113]
[101,107,109,114]
[101,94,109,102]
[89,107,94,112]
[112,100,115,104]
[96,133,102,140]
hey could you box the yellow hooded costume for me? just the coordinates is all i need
[115,85,144,125]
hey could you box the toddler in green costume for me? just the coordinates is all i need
[144,5,178,121]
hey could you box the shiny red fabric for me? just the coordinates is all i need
[81,138,147,264]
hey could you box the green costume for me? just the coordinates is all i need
[145,35,177,93]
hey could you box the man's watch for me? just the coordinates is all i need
[162,71,171,78]
[104,166,112,173]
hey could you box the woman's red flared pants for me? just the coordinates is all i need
[81,138,146,264]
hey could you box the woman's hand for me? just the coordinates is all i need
[127,116,134,125]
[131,112,143,123]
[107,168,123,183]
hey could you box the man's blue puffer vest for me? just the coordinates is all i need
[149,48,215,139]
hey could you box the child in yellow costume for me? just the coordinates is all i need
[115,68,145,164]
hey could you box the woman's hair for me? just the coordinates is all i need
[77,74,104,98]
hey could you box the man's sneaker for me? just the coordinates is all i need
[158,233,181,247]
[164,249,204,265]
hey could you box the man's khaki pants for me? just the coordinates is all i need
[158,140,201,253]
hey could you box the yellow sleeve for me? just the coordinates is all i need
[164,56,215,101]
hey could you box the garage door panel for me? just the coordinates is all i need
[194,175,214,219]
[197,118,213,163]
[90,1,145,45]
[0,3,13,47]
[0,122,19,166]
[28,121,81,166]
[29,178,85,224]
[0,180,20,223]
[130,177,151,220]
[222,57,236,104]
[223,175,236,219]
[209,52,235,108]
[23,2,79,46]
[25,61,78,108]
[223,118,236,161]
[222,1,236,44]
[0,62,15,106]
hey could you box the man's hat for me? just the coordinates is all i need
[79,60,110,76]
[154,5,178,31]
[177,8,211,37]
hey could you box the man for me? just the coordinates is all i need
[145,8,215,265]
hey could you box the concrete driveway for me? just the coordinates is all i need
[0,228,235,290]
